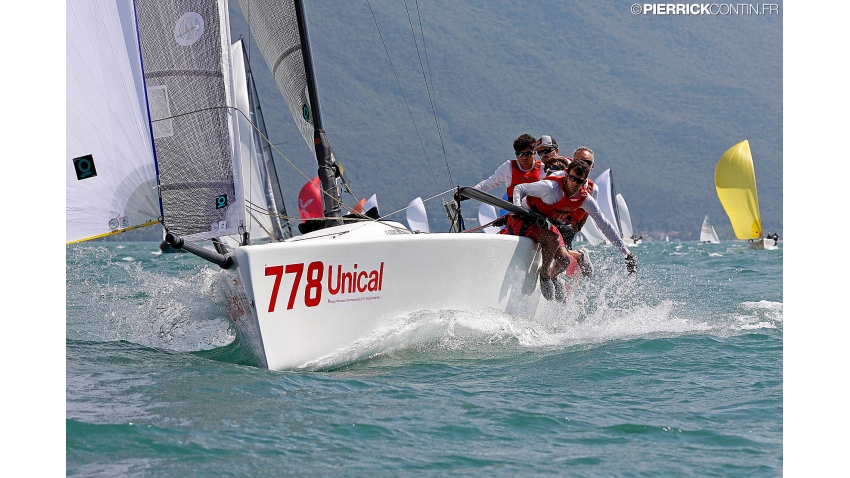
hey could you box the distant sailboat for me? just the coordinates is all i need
[616,193,641,245]
[478,203,502,234]
[594,169,620,239]
[715,140,776,250]
[406,197,430,233]
[699,215,721,244]
[581,168,641,245]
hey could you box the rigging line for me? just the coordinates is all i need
[364,0,440,190]
[462,215,507,233]
[378,187,455,219]
[405,0,453,188]
[151,105,358,215]
[237,198,413,234]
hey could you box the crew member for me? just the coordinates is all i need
[469,134,545,198]
[510,159,636,299]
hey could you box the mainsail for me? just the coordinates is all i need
[66,0,160,243]
[715,139,762,239]
[134,0,246,241]
[235,0,343,224]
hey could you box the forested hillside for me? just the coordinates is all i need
[100,0,782,242]
[230,0,781,240]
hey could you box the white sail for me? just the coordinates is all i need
[66,0,160,243]
[615,193,634,239]
[230,39,278,244]
[406,197,430,233]
[700,215,721,244]
[363,194,379,215]
[592,168,620,241]
[579,217,606,245]
[478,203,502,234]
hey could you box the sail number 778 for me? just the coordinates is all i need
[265,261,385,312]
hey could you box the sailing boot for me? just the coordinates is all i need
[539,275,554,301]
[577,248,594,278]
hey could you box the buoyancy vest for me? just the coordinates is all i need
[526,176,591,228]
[507,159,544,197]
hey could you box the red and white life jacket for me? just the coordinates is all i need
[507,159,544,197]
[526,176,591,228]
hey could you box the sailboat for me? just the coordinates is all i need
[616,193,641,245]
[714,140,776,250]
[405,197,430,233]
[699,215,721,244]
[67,0,560,370]
[580,168,641,245]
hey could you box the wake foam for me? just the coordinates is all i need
[67,246,235,352]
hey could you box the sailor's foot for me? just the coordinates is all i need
[578,248,593,278]
[553,275,566,302]
[539,276,554,301]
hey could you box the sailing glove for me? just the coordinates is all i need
[625,253,637,274]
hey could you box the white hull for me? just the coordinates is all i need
[223,221,546,370]
[622,238,642,246]
[747,238,777,250]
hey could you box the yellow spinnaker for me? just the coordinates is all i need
[715,139,762,239]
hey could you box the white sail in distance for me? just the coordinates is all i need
[616,193,634,239]
[579,217,606,245]
[406,197,430,233]
[700,215,721,244]
[592,168,621,241]
[478,203,502,234]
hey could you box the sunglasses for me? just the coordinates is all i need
[515,150,534,157]
[547,164,564,171]
[567,174,587,185]
[536,147,555,156]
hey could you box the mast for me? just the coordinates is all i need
[293,0,342,227]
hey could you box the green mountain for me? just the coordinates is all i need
[99,0,782,242]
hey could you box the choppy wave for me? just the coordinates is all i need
[67,242,782,370]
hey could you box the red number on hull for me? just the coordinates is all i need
[266,261,325,312]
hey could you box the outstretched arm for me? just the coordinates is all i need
[473,161,512,193]
[581,196,631,257]
[512,180,560,209]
